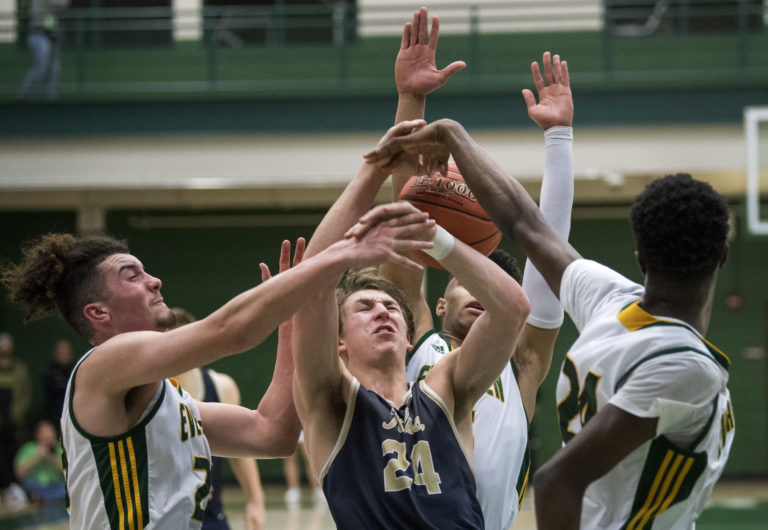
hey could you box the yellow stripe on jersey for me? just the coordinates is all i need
[658,456,695,514]
[126,437,144,528]
[108,442,126,530]
[617,302,657,331]
[517,465,530,509]
[117,441,135,530]
[626,450,673,529]
[626,449,696,529]
[168,377,182,395]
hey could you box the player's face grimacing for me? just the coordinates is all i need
[339,289,411,363]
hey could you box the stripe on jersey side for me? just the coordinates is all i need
[621,436,707,530]
[93,433,150,529]
[516,438,531,509]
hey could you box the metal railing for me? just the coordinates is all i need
[2,1,766,100]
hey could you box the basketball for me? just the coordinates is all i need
[398,163,502,269]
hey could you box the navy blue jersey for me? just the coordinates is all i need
[321,379,484,529]
[201,369,229,530]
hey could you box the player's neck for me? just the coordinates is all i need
[356,366,409,407]
[642,272,718,334]
[441,329,464,349]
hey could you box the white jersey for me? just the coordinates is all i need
[61,349,212,529]
[558,259,734,529]
[406,331,530,530]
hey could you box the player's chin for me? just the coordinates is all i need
[156,305,176,329]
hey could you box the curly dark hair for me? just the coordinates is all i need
[1,233,129,341]
[336,268,415,340]
[630,173,728,279]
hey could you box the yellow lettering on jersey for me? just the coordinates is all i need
[719,399,735,454]
[382,406,425,435]
[484,376,504,402]
[185,405,198,438]
[180,403,204,441]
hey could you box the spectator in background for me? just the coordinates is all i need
[16,0,70,102]
[0,331,32,509]
[13,419,65,506]
[41,339,75,428]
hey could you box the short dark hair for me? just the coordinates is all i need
[1,233,129,341]
[488,249,522,283]
[336,268,415,340]
[630,173,728,279]
[447,248,522,285]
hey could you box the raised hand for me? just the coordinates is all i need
[395,7,466,96]
[522,51,573,130]
[344,202,435,271]
[259,237,306,282]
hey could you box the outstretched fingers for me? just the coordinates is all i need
[259,262,272,282]
[409,9,420,46]
[417,7,429,46]
[542,51,554,86]
[521,88,537,112]
[429,14,439,49]
[291,237,306,269]
[440,60,467,81]
[530,60,545,94]
[401,21,411,51]
[560,60,570,88]
[552,53,561,85]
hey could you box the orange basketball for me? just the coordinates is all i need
[398,163,501,269]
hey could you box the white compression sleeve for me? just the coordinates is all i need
[522,125,574,329]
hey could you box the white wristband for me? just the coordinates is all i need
[423,225,455,261]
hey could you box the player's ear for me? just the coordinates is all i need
[338,338,349,362]
[84,303,110,324]
[634,250,647,275]
[435,297,447,317]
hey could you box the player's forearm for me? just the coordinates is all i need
[533,463,583,530]
[201,401,297,458]
[205,246,349,355]
[441,119,578,293]
[441,120,540,238]
[253,319,300,453]
[395,93,426,125]
[522,126,573,329]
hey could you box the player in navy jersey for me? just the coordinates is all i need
[290,121,530,528]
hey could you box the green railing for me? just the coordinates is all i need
[2,1,767,101]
